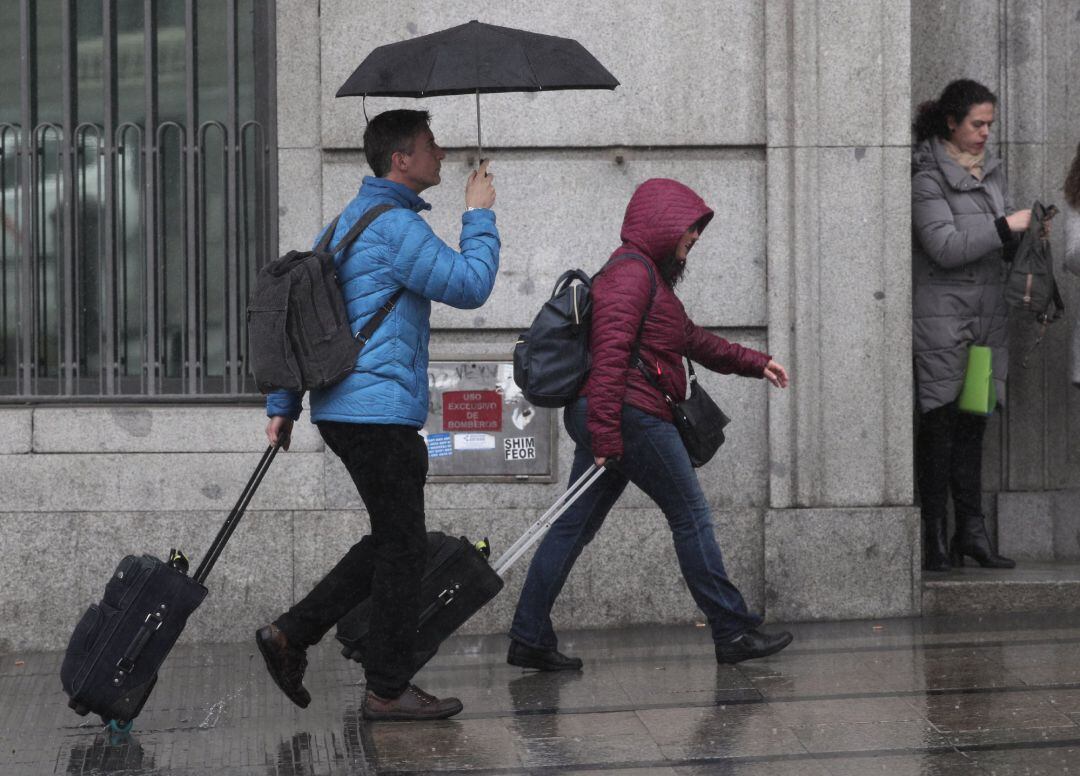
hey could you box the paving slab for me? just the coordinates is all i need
[4,613,1080,774]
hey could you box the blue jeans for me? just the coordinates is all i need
[509,397,762,649]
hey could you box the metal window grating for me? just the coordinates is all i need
[0,0,277,400]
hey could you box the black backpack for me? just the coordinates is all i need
[247,204,399,394]
[513,254,655,407]
[1004,200,1065,324]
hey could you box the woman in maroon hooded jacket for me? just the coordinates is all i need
[507,179,793,671]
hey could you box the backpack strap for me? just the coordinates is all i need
[354,287,406,347]
[315,204,403,347]
[315,203,397,256]
[313,215,342,253]
[602,252,658,337]
[602,253,667,388]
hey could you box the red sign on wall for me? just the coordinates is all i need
[442,390,502,432]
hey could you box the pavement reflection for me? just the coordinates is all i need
[0,613,1074,774]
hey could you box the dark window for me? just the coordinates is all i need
[0,0,276,399]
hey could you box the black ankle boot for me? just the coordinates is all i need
[950,513,1015,569]
[922,515,950,572]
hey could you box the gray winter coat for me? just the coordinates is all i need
[911,137,1013,412]
[1064,206,1080,388]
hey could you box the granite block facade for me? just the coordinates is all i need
[5,1,1075,650]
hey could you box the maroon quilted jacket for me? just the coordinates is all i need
[581,178,771,459]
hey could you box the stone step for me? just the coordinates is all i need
[922,561,1080,615]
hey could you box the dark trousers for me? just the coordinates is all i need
[274,422,428,699]
[916,402,988,525]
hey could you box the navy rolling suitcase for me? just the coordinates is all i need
[60,442,281,733]
[336,464,606,672]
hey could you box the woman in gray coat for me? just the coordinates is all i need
[1065,144,1080,388]
[912,79,1030,572]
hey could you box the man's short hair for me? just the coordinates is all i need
[363,109,433,177]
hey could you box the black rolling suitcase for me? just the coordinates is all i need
[60,443,282,733]
[336,463,606,672]
[337,531,505,669]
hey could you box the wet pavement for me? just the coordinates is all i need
[4,612,1080,775]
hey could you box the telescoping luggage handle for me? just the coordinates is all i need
[492,463,607,578]
[192,436,287,585]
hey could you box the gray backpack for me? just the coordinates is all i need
[247,204,399,394]
[1004,201,1065,324]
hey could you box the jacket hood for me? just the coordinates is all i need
[619,178,714,263]
[912,138,1002,190]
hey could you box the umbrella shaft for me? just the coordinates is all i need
[476,89,482,166]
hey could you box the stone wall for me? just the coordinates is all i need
[0,1,936,651]
[0,398,769,652]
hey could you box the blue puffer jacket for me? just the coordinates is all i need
[266,176,500,426]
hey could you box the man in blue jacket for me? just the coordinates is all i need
[256,109,498,721]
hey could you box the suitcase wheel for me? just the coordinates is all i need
[104,718,134,735]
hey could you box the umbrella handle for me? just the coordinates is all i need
[475,89,482,167]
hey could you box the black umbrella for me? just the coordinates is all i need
[336,20,619,158]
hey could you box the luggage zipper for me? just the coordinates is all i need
[419,583,461,623]
[415,540,472,623]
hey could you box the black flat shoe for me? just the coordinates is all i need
[715,629,793,664]
[507,640,583,671]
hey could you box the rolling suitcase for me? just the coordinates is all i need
[336,531,505,669]
[60,442,282,733]
[336,463,607,672]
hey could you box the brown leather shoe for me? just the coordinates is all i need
[361,684,463,721]
[255,624,311,708]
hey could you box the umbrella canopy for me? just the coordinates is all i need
[337,20,618,156]
[337,20,619,98]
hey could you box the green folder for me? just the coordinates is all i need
[957,345,996,415]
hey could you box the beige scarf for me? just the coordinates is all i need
[942,138,985,181]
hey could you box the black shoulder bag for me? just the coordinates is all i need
[634,353,731,469]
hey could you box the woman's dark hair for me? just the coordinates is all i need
[363,109,433,177]
[1064,142,1080,211]
[913,79,997,143]
[657,253,686,288]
